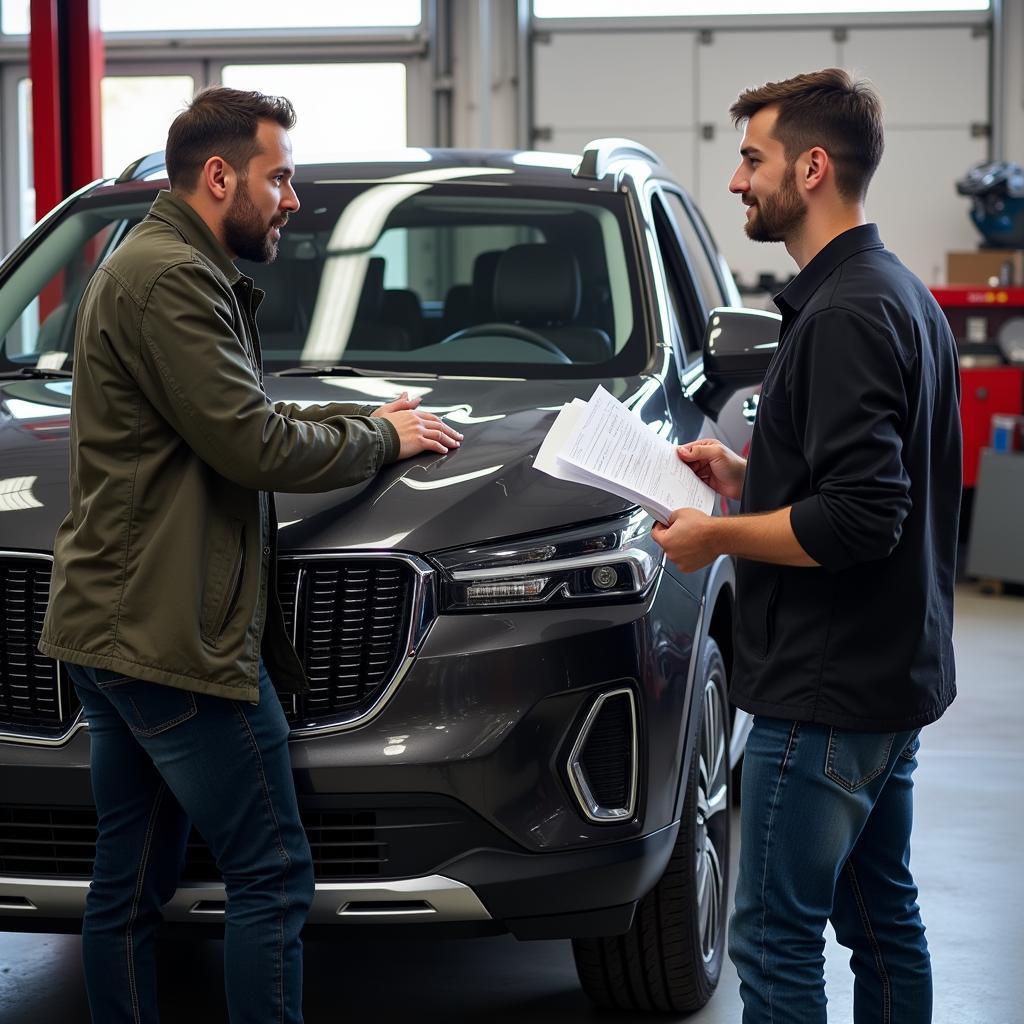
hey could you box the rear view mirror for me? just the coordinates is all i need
[695,307,781,416]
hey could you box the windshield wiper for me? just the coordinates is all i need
[271,365,437,379]
[0,366,73,380]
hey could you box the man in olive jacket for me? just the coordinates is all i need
[39,88,462,1024]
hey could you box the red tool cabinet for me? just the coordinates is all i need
[930,287,1024,487]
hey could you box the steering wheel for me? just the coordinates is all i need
[440,322,571,362]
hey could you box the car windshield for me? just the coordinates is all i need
[0,178,648,380]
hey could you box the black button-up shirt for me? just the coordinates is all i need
[731,223,962,732]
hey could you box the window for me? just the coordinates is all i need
[662,190,727,312]
[651,193,703,358]
[0,183,646,379]
[370,225,542,303]
[101,76,196,179]
[2,0,421,34]
[534,1,988,16]
[1,215,127,364]
[15,78,33,240]
[221,64,407,163]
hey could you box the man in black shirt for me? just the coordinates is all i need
[652,69,960,1023]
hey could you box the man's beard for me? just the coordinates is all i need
[223,180,283,263]
[745,164,807,243]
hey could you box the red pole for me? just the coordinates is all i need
[28,0,63,224]
[66,0,104,190]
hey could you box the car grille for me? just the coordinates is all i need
[0,555,415,738]
[0,558,72,738]
[0,800,503,882]
[276,559,413,727]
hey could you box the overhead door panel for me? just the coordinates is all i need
[695,29,839,125]
[534,30,697,130]
[533,19,991,289]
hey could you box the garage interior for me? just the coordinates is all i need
[1,1,1023,1022]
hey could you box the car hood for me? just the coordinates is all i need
[0,373,668,556]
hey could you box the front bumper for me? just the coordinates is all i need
[0,821,677,940]
[0,573,700,937]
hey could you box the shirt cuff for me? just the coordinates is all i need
[789,495,854,572]
[372,417,400,465]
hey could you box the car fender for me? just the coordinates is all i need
[671,554,736,823]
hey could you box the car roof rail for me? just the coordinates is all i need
[573,137,660,180]
[116,151,167,184]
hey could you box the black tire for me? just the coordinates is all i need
[572,639,731,1014]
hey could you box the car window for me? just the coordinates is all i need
[0,215,129,370]
[370,224,543,302]
[650,192,703,359]
[661,189,728,313]
[0,183,649,381]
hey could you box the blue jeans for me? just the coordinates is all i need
[68,662,314,1024]
[729,716,931,1024]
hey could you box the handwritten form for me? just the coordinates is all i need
[534,386,716,524]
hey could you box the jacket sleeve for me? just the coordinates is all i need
[786,307,913,571]
[137,260,400,492]
[274,401,378,421]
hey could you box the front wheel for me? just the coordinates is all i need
[572,638,731,1013]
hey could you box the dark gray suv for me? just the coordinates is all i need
[0,140,778,1014]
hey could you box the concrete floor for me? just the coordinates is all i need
[1,585,1021,1023]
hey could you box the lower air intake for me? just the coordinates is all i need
[568,688,638,824]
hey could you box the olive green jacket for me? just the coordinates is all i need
[39,190,399,701]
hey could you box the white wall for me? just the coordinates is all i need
[1001,0,1024,165]
[530,16,990,288]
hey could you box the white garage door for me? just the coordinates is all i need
[533,19,989,288]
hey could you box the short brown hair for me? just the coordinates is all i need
[165,86,296,192]
[730,68,883,202]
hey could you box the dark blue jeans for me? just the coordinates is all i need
[729,716,931,1024]
[68,661,314,1024]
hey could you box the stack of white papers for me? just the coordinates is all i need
[534,385,716,525]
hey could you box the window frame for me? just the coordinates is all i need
[658,184,730,311]
[648,186,709,364]
[0,30,434,255]
[1,0,429,40]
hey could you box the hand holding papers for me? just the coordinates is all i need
[534,386,717,524]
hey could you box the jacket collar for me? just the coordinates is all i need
[775,223,883,319]
[147,190,242,286]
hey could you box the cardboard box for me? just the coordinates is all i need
[946,249,1024,286]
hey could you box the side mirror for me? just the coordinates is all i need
[694,306,781,417]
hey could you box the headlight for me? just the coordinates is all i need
[432,509,663,611]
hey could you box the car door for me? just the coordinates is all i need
[651,184,760,482]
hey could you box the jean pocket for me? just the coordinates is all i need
[824,728,896,792]
[96,676,198,738]
[899,730,921,761]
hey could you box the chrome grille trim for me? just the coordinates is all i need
[0,552,85,748]
[280,552,435,739]
[0,551,435,745]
